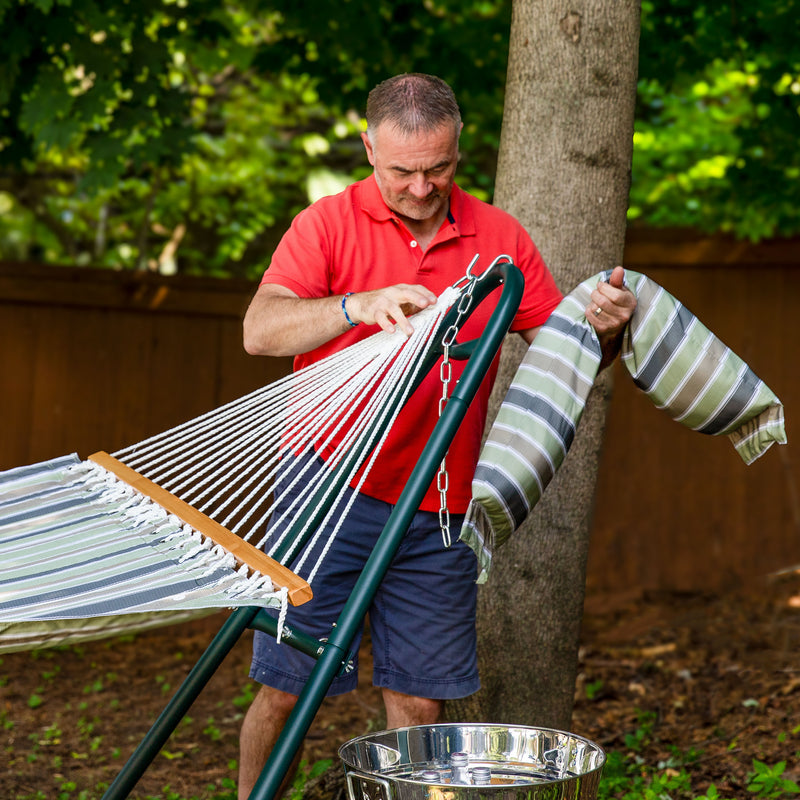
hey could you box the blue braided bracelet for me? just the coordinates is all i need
[342,292,358,327]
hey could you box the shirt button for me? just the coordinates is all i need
[410,240,418,248]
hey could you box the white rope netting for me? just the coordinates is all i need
[112,287,462,587]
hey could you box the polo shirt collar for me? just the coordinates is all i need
[359,174,477,237]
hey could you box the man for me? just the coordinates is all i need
[239,73,635,798]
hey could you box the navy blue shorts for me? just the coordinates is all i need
[249,455,480,700]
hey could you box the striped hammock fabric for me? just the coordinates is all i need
[0,455,282,652]
[461,269,787,582]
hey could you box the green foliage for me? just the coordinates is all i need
[622,709,657,752]
[27,691,43,709]
[287,758,334,800]
[596,714,800,800]
[598,749,695,800]
[632,1,800,240]
[584,678,605,700]
[0,0,508,276]
[0,0,198,185]
[232,681,257,709]
[0,0,798,277]
[747,759,800,799]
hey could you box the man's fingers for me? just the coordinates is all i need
[371,302,414,335]
[608,265,626,289]
[388,307,415,336]
[594,267,632,311]
[587,269,636,334]
[351,285,437,335]
[374,311,397,334]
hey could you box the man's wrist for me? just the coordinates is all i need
[342,293,359,327]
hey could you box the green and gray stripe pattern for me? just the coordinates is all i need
[0,455,283,652]
[462,270,786,582]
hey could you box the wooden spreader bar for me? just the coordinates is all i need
[88,451,312,607]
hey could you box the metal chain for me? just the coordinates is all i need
[437,268,479,547]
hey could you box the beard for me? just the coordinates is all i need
[392,191,446,221]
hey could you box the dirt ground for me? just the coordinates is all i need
[2,569,799,799]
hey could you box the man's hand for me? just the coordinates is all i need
[345,284,438,336]
[586,266,637,367]
[243,282,438,357]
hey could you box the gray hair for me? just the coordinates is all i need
[365,73,462,142]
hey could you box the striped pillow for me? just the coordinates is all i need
[461,270,786,583]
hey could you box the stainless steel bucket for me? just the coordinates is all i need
[339,724,605,800]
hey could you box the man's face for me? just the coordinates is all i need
[361,123,461,224]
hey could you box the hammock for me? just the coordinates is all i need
[1,268,786,642]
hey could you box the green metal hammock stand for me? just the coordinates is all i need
[100,258,525,800]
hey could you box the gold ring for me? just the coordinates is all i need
[594,306,603,317]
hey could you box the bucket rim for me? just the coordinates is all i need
[338,722,606,781]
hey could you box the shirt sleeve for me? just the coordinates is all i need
[259,203,332,299]
[509,221,563,331]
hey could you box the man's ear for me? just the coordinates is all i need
[361,131,376,166]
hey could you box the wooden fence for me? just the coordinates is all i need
[0,263,291,468]
[1,232,797,593]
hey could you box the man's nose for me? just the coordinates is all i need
[408,173,432,198]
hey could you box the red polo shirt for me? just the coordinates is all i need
[261,175,562,512]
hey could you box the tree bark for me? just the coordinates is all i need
[448,0,641,730]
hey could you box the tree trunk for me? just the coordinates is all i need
[448,0,641,730]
